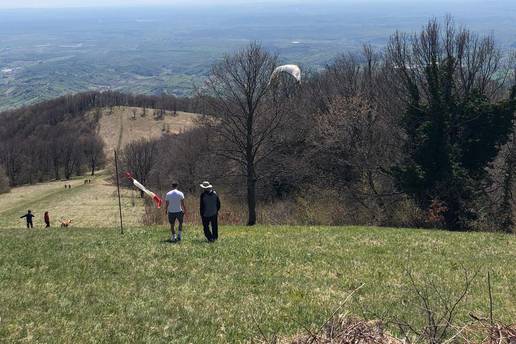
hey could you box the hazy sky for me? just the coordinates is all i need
[0,0,448,9]
[0,0,295,8]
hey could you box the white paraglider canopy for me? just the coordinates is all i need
[271,64,302,83]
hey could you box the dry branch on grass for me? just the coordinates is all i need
[390,267,479,344]
[288,316,402,344]
[254,271,516,344]
[252,284,404,344]
[485,324,516,344]
[282,316,516,344]
[467,314,516,344]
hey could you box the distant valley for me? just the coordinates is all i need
[1,0,515,110]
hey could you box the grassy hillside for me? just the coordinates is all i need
[0,170,514,342]
[96,106,199,153]
[0,172,145,229]
[0,225,514,343]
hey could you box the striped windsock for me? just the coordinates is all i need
[125,172,163,209]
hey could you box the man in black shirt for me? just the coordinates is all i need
[20,210,35,229]
[200,181,221,242]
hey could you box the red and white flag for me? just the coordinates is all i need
[125,172,163,209]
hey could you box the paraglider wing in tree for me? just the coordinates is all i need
[270,64,302,83]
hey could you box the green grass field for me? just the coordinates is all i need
[0,225,514,343]
[0,175,514,342]
[0,174,145,230]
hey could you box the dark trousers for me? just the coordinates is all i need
[202,215,218,241]
[26,221,33,229]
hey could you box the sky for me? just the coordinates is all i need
[0,0,290,8]
[0,0,452,9]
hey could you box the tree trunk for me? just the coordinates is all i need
[54,164,60,181]
[246,119,257,226]
[500,135,515,233]
[247,171,257,226]
[91,158,96,176]
[443,195,465,231]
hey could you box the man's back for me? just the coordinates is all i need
[201,191,220,218]
[166,189,184,213]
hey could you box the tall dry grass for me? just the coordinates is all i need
[142,189,428,228]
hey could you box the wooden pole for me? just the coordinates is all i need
[114,150,124,235]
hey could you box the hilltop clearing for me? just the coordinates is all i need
[96,106,200,153]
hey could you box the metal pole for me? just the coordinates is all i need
[114,150,124,235]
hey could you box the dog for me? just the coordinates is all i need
[60,219,73,228]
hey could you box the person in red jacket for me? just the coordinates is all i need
[44,211,50,228]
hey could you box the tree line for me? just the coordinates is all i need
[121,18,516,232]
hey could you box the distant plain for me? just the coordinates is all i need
[1,0,516,110]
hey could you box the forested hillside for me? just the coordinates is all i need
[1,18,515,233]
[120,19,516,232]
[0,91,198,186]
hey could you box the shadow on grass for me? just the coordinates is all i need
[159,238,214,245]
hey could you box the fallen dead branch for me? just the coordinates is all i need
[289,315,402,344]
[469,314,516,344]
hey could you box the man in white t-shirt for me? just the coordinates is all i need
[165,183,187,243]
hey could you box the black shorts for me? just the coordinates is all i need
[168,212,184,224]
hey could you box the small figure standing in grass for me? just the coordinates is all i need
[44,211,50,228]
[165,182,187,243]
[20,210,35,229]
[200,181,221,242]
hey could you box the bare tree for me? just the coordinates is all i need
[154,108,165,121]
[61,133,83,180]
[301,46,404,225]
[0,141,25,186]
[93,108,102,122]
[121,138,158,197]
[151,127,216,193]
[311,95,402,224]
[0,165,10,194]
[24,137,41,184]
[385,16,505,105]
[82,136,105,176]
[203,42,284,226]
[392,268,478,344]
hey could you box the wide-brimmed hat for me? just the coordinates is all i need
[200,181,213,189]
